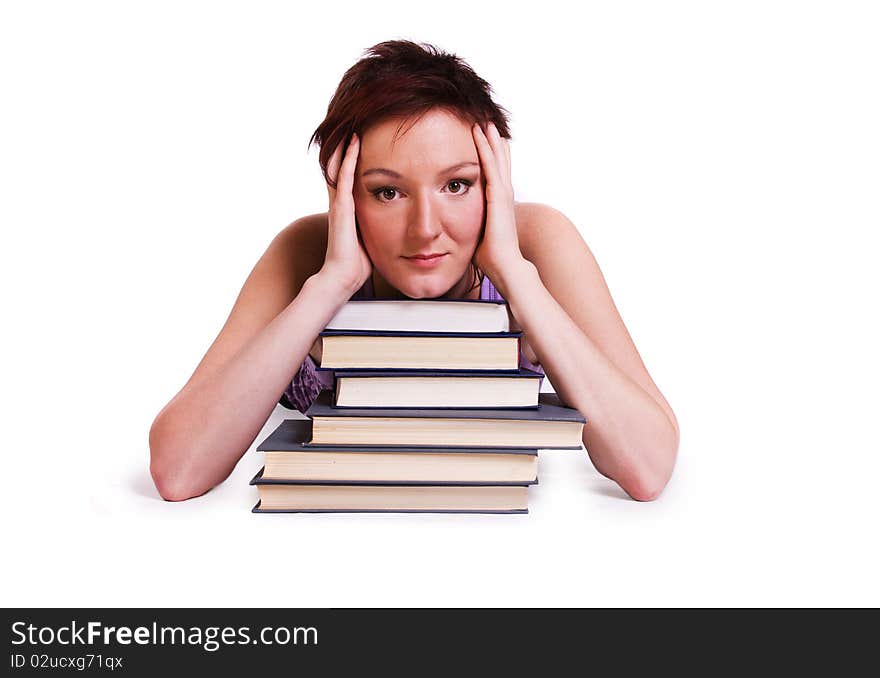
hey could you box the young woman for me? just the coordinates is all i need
[149,40,679,502]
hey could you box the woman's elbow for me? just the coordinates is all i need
[150,460,205,502]
[624,474,668,502]
[149,416,210,502]
[621,436,679,502]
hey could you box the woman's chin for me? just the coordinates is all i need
[399,284,448,300]
[394,274,457,300]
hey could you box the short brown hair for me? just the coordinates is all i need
[310,40,511,187]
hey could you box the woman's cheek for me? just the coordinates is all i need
[465,195,486,235]
[358,217,397,264]
[454,201,485,244]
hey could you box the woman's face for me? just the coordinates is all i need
[353,108,485,299]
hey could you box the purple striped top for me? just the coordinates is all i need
[279,274,544,412]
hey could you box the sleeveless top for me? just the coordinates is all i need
[279,274,545,412]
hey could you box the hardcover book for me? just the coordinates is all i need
[304,390,586,449]
[332,367,543,408]
[250,476,530,513]
[325,298,510,333]
[317,330,522,371]
[256,419,539,483]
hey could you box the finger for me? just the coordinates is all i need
[502,137,512,183]
[487,122,512,189]
[472,123,502,190]
[336,134,359,197]
[326,141,344,199]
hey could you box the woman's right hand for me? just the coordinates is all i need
[319,133,372,293]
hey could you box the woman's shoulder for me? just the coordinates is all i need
[514,202,582,262]
[273,212,330,286]
[278,212,329,249]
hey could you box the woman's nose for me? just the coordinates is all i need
[407,192,442,239]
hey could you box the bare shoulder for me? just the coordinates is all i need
[275,212,329,291]
[177,212,331,393]
[513,201,580,260]
[513,201,613,325]
[513,202,615,291]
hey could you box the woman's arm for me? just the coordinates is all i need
[495,211,679,501]
[472,123,678,501]
[150,133,368,501]
[148,220,357,501]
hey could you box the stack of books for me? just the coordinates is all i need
[251,298,586,514]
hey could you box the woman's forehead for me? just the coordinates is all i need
[357,111,479,179]
[359,110,477,170]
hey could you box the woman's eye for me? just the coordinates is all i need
[371,180,471,202]
[371,187,399,202]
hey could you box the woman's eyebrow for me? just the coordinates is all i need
[361,161,479,179]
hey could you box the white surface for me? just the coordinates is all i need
[2,1,878,607]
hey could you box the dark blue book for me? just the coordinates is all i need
[254,419,539,483]
[317,330,523,371]
[331,367,544,408]
[325,297,510,333]
[304,390,586,449]
[250,475,531,514]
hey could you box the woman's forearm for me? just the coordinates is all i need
[493,260,679,501]
[149,271,354,501]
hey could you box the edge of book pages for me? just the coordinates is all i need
[318,329,523,337]
[251,500,528,514]
[250,467,538,486]
[317,367,525,374]
[325,298,510,333]
[329,298,507,305]
[331,366,543,409]
[306,390,587,424]
[330,403,541,411]
[315,331,525,372]
[331,367,544,378]
[256,419,542,455]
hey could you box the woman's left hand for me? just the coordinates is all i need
[472,122,527,280]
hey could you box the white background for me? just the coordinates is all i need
[2,1,878,607]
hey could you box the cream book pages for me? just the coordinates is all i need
[253,484,529,513]
[325,299,510,333]
[319,334,521,370]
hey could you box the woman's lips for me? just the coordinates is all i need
[404,253,448,267]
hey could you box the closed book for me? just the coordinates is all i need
[250,476,530,514]
[304,390,586,449]
[256,419,538,483]
[317,330,522,371]
[332,367,543,408]
[326,298,510,333]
